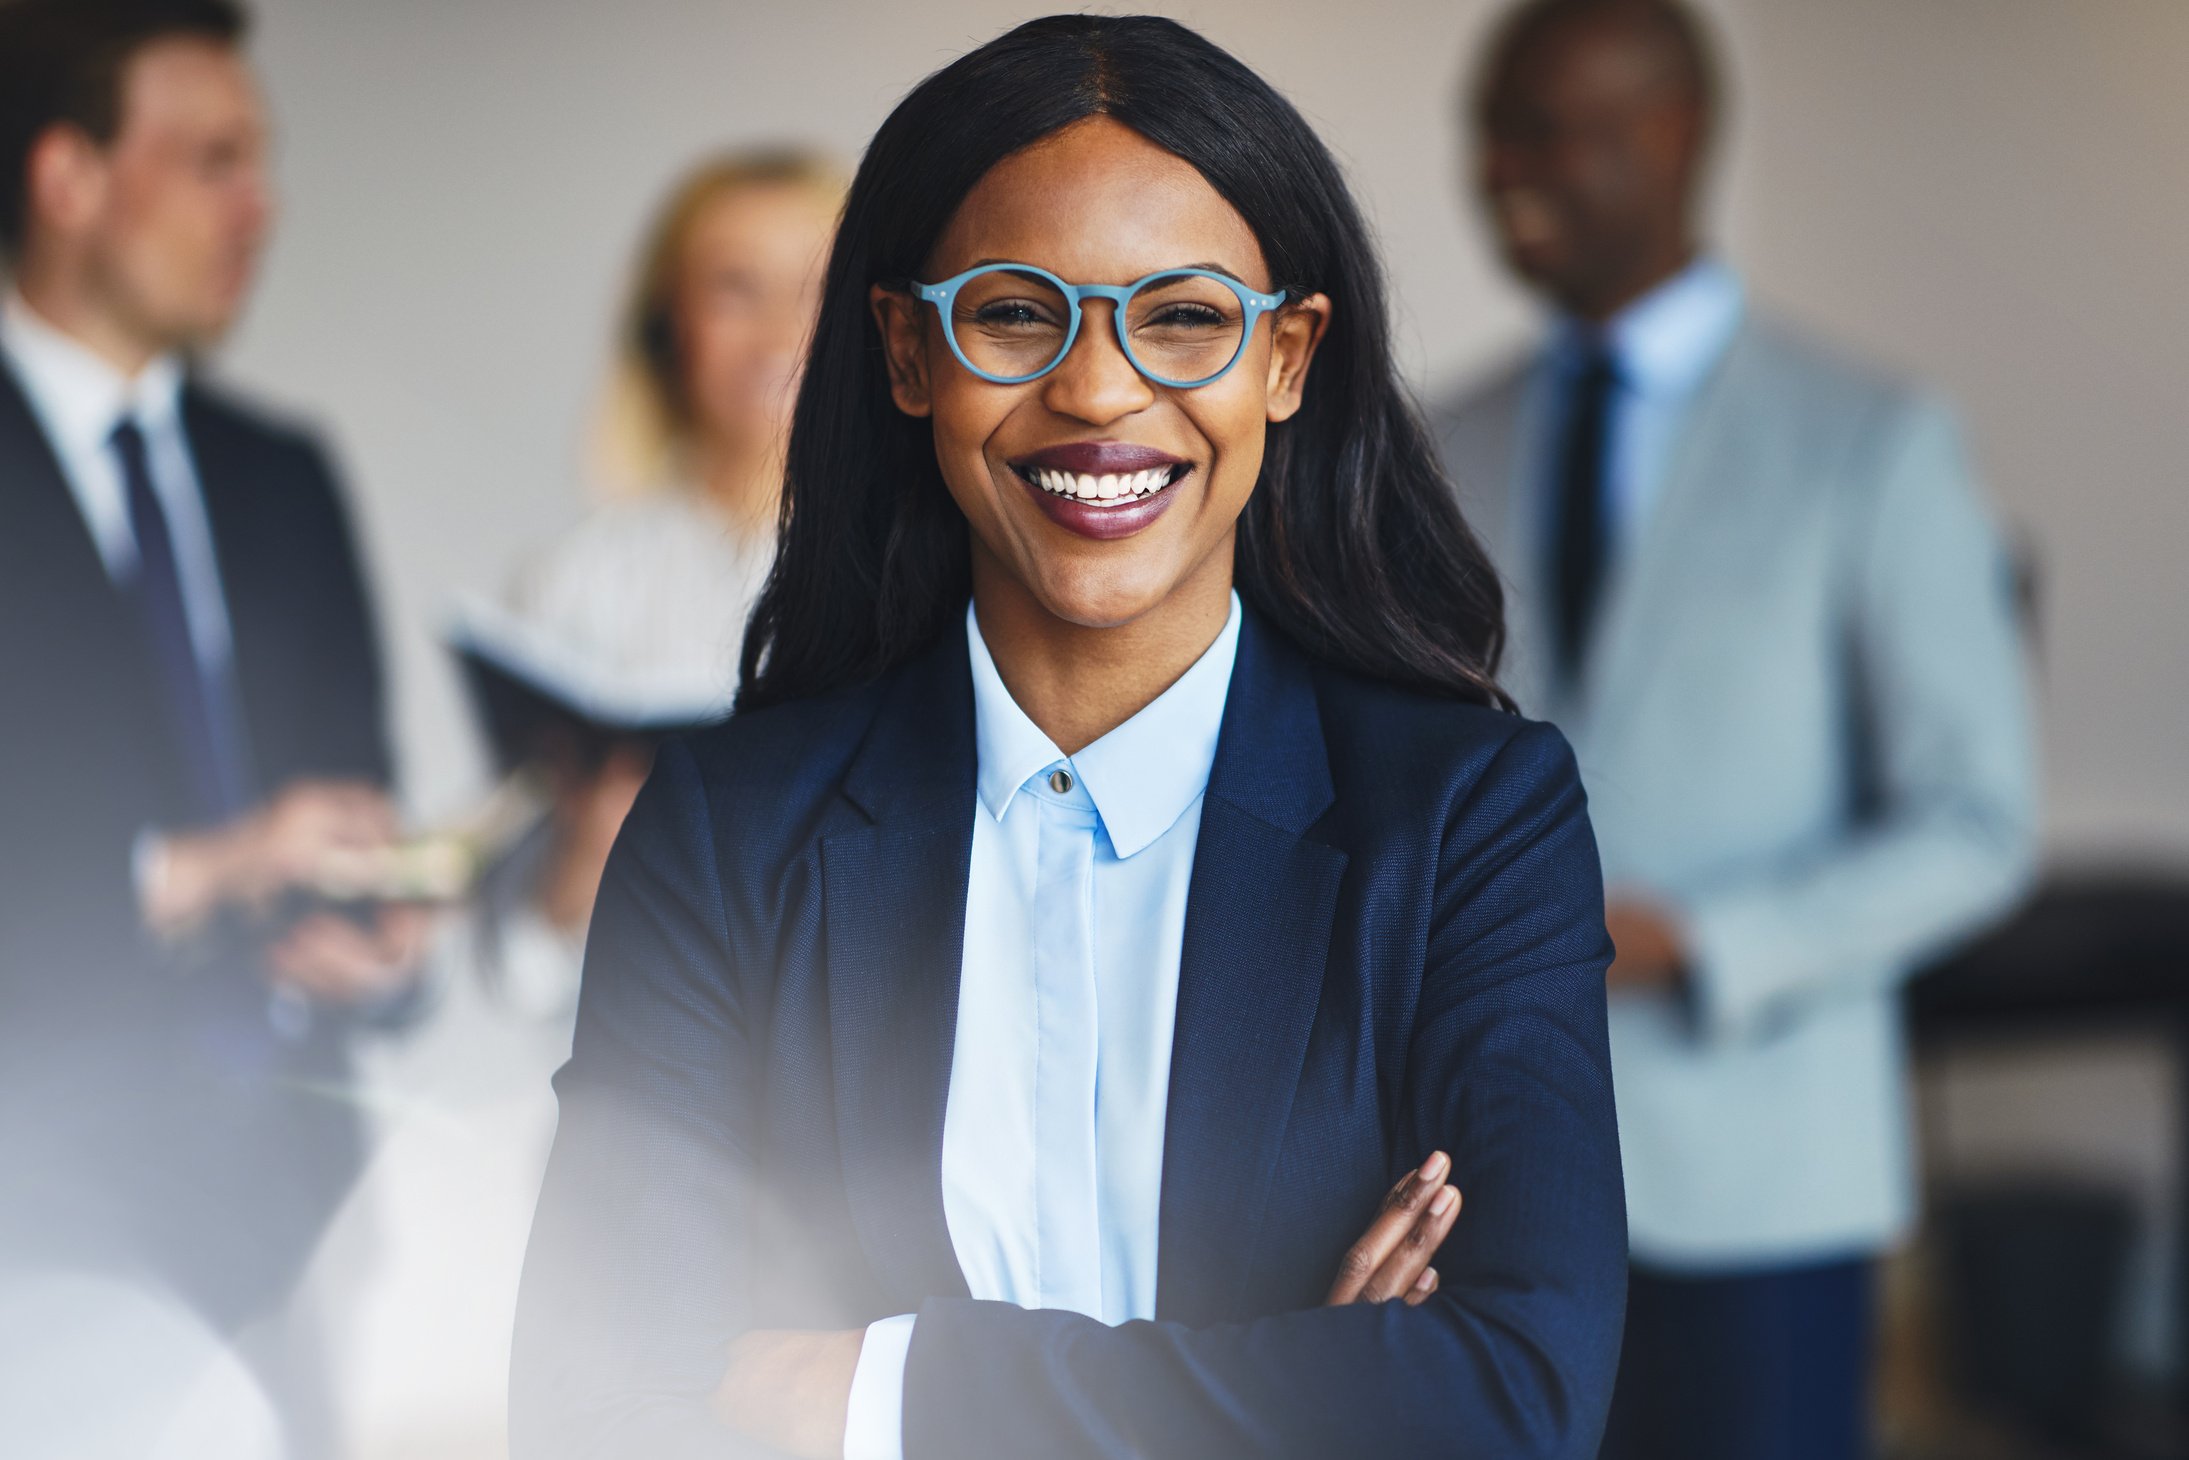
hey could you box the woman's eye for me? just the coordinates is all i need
[1145,304,1229,329]
[970,300,1057,328]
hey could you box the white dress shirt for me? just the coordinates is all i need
[842,592,1243,1460]
[0,290,234,676]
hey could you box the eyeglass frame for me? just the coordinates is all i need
[907,262,1290,389]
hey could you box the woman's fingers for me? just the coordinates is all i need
[1358,1182,1460,1304]
[1324,1150,1455,1305]
[1404,1266,1441,1307]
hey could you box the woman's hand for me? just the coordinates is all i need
[1323,1150,1461,1307]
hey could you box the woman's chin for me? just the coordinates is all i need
[1023,570,1190,633]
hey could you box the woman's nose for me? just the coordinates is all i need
[1040,301,1156,424]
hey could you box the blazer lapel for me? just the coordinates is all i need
[0,360,181,794]
[1580,323,1759,724]
[179,383,252,609]
[822,632,978,1307]
[181,382,273,635]
[0,360,129,632]
[1156,612,1348,1324]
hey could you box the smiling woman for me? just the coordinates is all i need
[511,15,1627,1460]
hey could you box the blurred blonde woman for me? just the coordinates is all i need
[309,150,843,1460]
[596,148,847,513]
[485,147,846,955]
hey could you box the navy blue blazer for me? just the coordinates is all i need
[511,606,1626,1459]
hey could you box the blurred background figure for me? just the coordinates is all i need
[0,0,424,1454]
[293,148,841,1460]
[1436,1,2038,1456]
[486,146,843,954]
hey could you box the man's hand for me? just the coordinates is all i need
[1604,895,1688,992]
[268,902,433,1005]
[144,780,400,933]
[714,1327,864,1460]
[1324,1149,1461,1307]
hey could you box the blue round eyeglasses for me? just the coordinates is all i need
[910,263,1289,389]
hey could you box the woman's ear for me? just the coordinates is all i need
[869,283,934,418]
[1264,292,1333,424]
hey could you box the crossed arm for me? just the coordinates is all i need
[718,1153,1466,1457]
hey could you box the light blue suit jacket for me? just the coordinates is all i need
[1436,314,2038,1267]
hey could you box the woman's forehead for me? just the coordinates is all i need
[927,116,1270,288]
[684,187,835,267]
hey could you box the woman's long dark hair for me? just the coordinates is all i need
[739,13,1510,711]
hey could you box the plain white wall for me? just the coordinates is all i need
[219,0,2189,860]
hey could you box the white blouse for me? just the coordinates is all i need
[498,487,776,721]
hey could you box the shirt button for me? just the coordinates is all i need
[1048,768,1074,794]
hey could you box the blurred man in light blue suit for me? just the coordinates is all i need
[1436,2,2037,1455]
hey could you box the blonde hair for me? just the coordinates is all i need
[590,147,847,498]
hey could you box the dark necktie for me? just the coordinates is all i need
[112,417,252,822]
[1550,345,1618,685]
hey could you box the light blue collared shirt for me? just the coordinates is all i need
[843,592,1243,1460]
[1540,255,1745,555]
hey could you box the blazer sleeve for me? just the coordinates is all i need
[1673,397,2041,1043]
[898,722,1628,1460]
[508,738,767,1460]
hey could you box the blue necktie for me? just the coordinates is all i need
[112,417,252,822]
[1551,343,1618,685]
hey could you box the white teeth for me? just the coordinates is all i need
[1026,463,1181,502]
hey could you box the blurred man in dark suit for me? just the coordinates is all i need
[0,0,425,1441]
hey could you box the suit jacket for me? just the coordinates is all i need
[511,608,1627,1459]
[1435,315,2038,1267]
[0,358,392,1323]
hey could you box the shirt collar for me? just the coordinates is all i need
[966,591,1242,858]
[1552,255,1744,401]
[0,290,185,455]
